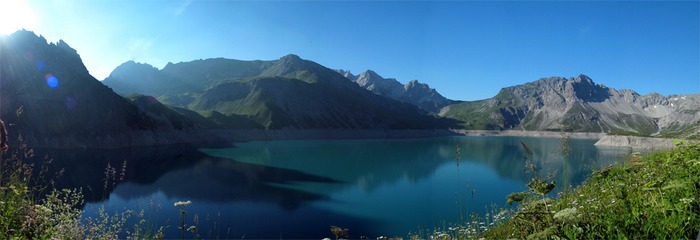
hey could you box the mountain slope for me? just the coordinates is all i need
[0,30,210,147]
[103,58,274,98]
[440,75,700,137]
[340,70,454,113]
[104,55,456,130]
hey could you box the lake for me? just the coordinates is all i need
[57,136,628,239]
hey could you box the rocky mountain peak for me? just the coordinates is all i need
[406,80,420,87]
[279,54,303,64]
[349,70,451,113]
[573,74,594,84]
[356,70,385,82]
[337,69,356,80]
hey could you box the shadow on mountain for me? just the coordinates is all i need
[572,78,611,103]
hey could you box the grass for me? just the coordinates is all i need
[483,141,700,239]
[0,114,172,239]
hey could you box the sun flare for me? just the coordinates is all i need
[0,0,37,35]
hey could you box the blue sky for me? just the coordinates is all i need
[2,0,699,100]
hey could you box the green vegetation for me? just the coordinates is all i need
[484,141,700,239]
[0,118,171,239]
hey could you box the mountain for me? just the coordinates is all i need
[104,55,455,130]
[103,58,274,98]
[440,75,700,138]
[0,30,212,148]
[339,70,454,113]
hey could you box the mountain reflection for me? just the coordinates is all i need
[36,136,627,238]
[200,138,451,194]
[436,136,626,191]
[202,137,626,198]
[112,156,338,209]
[40,136,626,211]
[36,143,337,208]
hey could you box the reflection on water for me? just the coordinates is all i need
[42,136,627,238]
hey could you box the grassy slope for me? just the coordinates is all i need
[485,142,700,239]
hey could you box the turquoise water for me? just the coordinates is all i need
[80,136,628,238]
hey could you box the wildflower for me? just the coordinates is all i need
[174,200,192,208]
[680,197,695,204]
[553,207,579,223]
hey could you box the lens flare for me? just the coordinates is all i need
[45,74,59,88]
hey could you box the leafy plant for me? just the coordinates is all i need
[487,141,700,239]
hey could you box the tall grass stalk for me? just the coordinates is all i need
[560,131,571,193]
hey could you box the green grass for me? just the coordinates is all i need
[484,141,700,239]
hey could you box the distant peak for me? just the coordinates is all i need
[574,74,594,84]
[360,70,382,79]
[280,54,302,61]
[337,69,356,80]
[276,54,307,68]
[119,60,156,68]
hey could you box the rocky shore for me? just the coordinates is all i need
[593,135,697,149]
[450,130,605,139]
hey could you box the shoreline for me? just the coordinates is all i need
[449,129,606,139]
[36,128,692,149]
[214,129,687,150]
[206,129,607,143]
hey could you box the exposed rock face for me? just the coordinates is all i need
[441,75,700,138]
[594,135,696,149]
[340,69,453,113]
[0,30,211,148]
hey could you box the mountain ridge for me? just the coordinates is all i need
[339,69,454,113]
[3,30,698,149]
[440,74,700,138]
[0,30,215,148]
[104,54,456,130]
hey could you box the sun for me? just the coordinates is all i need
[0,0,37,35]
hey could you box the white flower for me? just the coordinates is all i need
[174,200,192,208]
[553,207,579,223]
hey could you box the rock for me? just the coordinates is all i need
[593,135,694,149]
[344,70,453,113]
